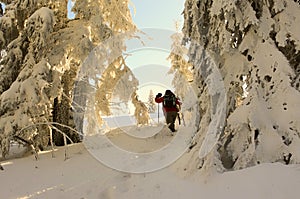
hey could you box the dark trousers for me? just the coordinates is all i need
[166,111,178,131]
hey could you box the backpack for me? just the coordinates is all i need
[163,94,176,108]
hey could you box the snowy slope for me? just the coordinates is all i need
[1,126,300,199]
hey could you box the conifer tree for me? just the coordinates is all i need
[181,0,300,170]
[167,29,193,100]
[0,0,137,156]
[132,92,150,126]
[147,90,156,113]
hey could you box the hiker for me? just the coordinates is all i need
[155,90,181,132]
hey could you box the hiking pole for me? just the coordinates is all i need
[180,111,186,126]
[158,103,159,123]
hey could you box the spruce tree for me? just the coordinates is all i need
[147,90,156,113]
[0,0,137,157]
[181,0,300,170]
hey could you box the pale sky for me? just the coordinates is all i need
[68,0,185,29]
[130,0,185,30]
[127,0,185,102]
[68,0,186,102]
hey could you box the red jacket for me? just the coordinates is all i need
[155,96,181,112]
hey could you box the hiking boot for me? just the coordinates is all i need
[169,126,176,132]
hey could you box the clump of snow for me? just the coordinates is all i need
[274,1,300,51]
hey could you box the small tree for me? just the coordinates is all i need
[147,90,156,113]
[132,92,150,126]
[167,25,193,100]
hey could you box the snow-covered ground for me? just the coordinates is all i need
[1,125,300,199]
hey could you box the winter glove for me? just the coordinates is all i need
[156,93,162,98]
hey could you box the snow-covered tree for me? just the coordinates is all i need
[0,1,59,156]
[0,0,137,157]
[95,56,139,124]
[180,0,300,171]
[147,90,156,113]
[167,30,193,100]
[132,91,150,126]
